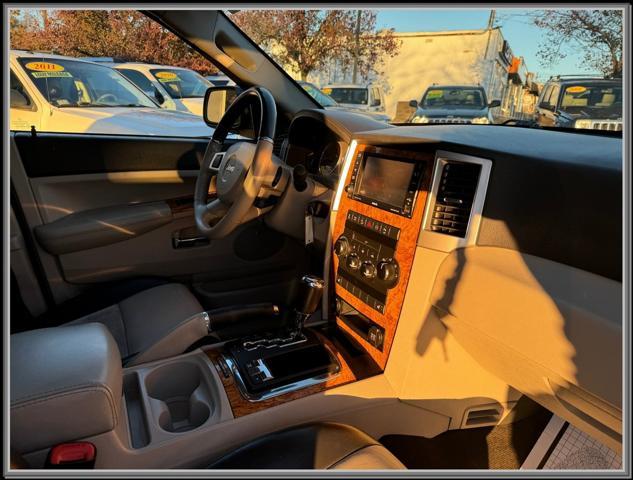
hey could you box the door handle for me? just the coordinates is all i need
[172,235,209,249]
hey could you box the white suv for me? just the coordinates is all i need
[9,50,212,136]
[113,63,213,116]
[321,83,389,122]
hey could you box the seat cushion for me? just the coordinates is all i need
[210,422,405,470]
[68,283,203,363]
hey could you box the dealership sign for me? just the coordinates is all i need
[499,40,513,66]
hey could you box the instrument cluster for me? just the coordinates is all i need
[283,116,346,188]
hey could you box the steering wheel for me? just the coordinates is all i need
[96,93,117,104]
[194,86,278,239]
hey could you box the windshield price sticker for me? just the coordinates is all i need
[155,71,180,81]
[322,88,332,95]
[426,90,443,99]
[566,86,587,93]
[31,71,73,78]
[25,62,65,72]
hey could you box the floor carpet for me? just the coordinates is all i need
[380,400,552,469]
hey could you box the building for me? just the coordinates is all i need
[308,27,539,122]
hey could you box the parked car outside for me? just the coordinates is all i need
[320,83,390,122]
[113,63,213,116]
[534,75,622,131]
[407,85,500,124]
[9,50,213,137]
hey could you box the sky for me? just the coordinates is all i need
[375,8,598,81]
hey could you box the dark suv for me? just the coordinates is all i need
[407,85,500,124]
[535,76,622,131]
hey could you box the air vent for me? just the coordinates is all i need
[461,405,502,428]
[430,161,482,237]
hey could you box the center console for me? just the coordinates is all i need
[332,144,434,369]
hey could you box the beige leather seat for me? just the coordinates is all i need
[209,422,405,470]
[66,283,205,366]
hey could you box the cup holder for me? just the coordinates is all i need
[144,362,211,433]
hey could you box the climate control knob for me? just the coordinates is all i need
[346,253,361,270]
[360,261,377,279]
[377,259,399,286]
[334,236,350,257]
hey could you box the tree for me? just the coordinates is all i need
[9,9,219,75]
[231,9,400,82]
[529,9,622,77]
[341,10,401,84]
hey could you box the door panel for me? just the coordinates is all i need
[11,132,305,310]
[29,171,198,223]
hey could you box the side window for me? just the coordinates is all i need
[539,85,552,108]
[549,85,561,109]
[372,87,381,106]
[10,71,34,110]
[117,69,155,97]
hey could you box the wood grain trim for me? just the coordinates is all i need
[205,331,364,418]
[332,144,434,369]
[166,178,217,215]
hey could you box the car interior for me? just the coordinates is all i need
[9,10,623,471]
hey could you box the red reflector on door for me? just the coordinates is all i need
[49,442,96,465]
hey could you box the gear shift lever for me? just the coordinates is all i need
[291,274,324,338]
[240,274,324,350]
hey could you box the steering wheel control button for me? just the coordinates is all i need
[209,152,225,171]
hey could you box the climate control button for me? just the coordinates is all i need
[360,261,377,279]
[334,236,350,256]
[377,259,399,286]
[346,253,361,270]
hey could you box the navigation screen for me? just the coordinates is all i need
[357,155,415,208]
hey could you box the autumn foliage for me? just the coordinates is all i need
[231,9,401,82]
[10,10,219,74]
[10,9,400,82]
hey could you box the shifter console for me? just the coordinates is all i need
[221,274,340,401]
[224,330,340,401]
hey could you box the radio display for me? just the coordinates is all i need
[356,154,416,209]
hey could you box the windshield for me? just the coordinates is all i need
[17,58,157,108]
[421,88,486,109]
[559,84,622,116]
[300,82,338,107]
[150,68,212,98]
[230,8,623,132]
[324,87,368,105]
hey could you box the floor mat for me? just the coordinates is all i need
[528,417,622,470]
[380,404,552,469]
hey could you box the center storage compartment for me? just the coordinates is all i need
[145,362,212,433]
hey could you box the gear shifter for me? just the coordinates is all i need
[239,274,324,351]
[291,274,324,339]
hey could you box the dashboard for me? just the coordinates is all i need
[277,107,622,452]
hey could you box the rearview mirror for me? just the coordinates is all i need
[488,99,501,108]
[203,86,239,127]
[409,99,418,108]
